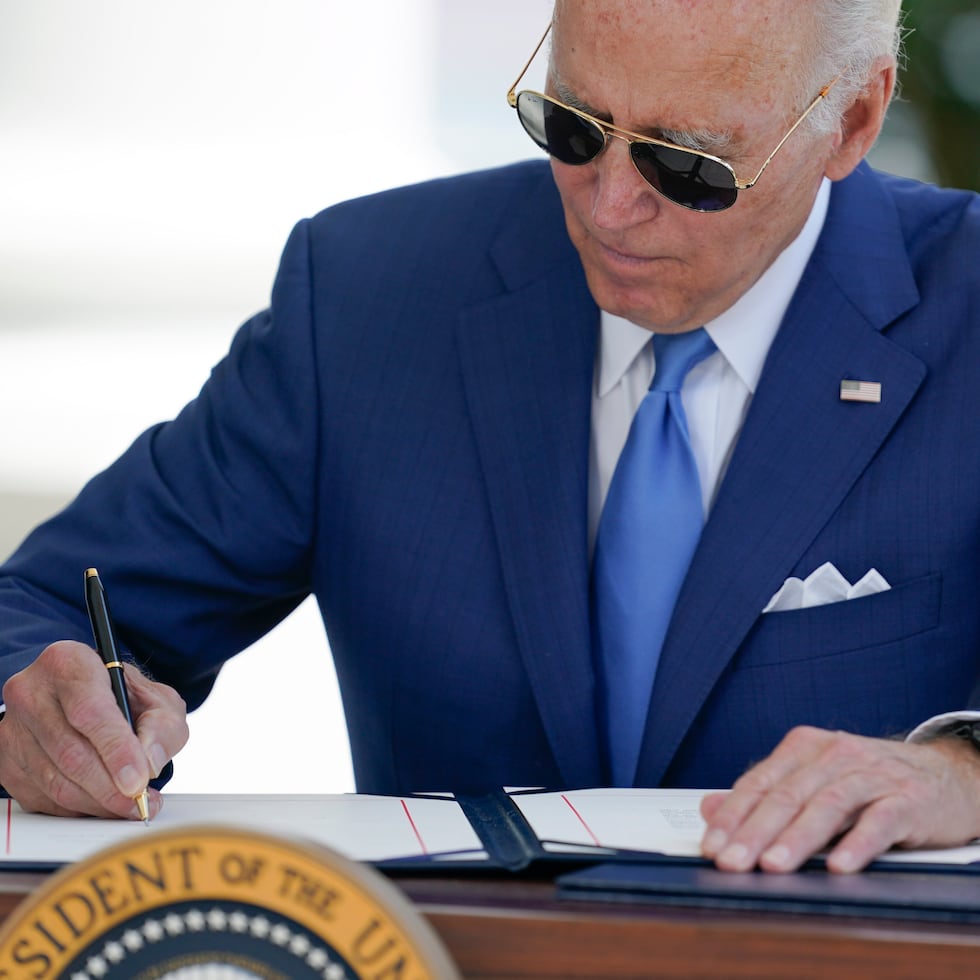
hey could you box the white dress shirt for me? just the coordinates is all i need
[589,178,831,553]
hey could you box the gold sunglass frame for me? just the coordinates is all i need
[507,22,839,207]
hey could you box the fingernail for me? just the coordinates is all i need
[117,764,143,797]
[147,743,168,779]
[762,844,792,871]
[831,849,860,874]
[703,829,728,856]
[718,842,749,870]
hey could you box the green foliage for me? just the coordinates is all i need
[899,0,980,191]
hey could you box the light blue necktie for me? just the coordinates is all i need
[592,327,717,786]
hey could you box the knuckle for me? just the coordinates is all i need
[142,686,190,749]
[38,641,89,680]
[49,735,93,783]
[34,755,80,811]
[38,762,65,800]
[5,642,99,716]
[784,725,822,748]
[62,688,108,731]
[173,714,191,748]
[95,729,141,774]
[2,669,36,715]
[812,781,855,818]
[159,683,188,715]
[822,731,870,767]
[822,729,854,753]
[732,767,776,796]
[171,688,188,713]
[761,783,807,812]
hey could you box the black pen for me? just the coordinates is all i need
[84,567,150,824]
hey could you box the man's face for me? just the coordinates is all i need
[549,0,837,333]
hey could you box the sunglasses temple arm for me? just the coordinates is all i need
[507,22,554,108]
[740,77,840,189]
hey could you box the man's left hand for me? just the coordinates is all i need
[700,725,980,873]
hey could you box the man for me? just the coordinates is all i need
[1,0,978,874]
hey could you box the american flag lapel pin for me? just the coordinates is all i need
[840,379,882,404]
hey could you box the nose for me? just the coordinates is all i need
[590,134,661,230]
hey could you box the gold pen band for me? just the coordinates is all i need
[103,661,124,670]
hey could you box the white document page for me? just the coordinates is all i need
[867,843,980,867]
[512,788,980,867]
[512,788,711,857]
[5,789,980,870]
[0,794,484,867]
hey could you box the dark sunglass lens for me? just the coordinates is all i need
[630,143,738,212]
[516,92,605,166]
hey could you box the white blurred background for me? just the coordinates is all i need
[0,0,930,794]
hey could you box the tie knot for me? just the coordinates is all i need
[650,328,716,392]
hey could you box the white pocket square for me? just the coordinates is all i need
[763,561,891,614]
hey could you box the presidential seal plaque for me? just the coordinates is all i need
[0,824,460,979]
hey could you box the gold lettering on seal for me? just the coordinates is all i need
[352,917,418,978]
[277,863,341,919]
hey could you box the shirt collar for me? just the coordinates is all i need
[597,177,831,398]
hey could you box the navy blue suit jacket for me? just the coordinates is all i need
[1,160,979,795]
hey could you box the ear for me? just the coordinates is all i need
[824,58,897,181]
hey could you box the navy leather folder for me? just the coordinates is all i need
[557,862,980,923]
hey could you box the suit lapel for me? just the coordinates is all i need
[636,167,927,785]
[456,180,604,787]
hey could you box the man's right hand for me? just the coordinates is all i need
[0,641,189,818]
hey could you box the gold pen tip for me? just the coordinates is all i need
[135,790,150,824]
[85,567,99,579]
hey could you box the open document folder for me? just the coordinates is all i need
[3,788,980,873]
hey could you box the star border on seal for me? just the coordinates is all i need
[68,903,350,980]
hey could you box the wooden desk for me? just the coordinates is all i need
[3,870,980,978]
[400,874,980,978]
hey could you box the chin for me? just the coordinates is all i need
[585,273,677,331]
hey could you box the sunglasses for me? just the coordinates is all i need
[507,23,838,213]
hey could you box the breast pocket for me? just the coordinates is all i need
[741,571,942,668]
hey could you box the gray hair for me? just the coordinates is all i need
[791,0,905,136]
[550,0,906,138]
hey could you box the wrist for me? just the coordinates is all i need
[922,720,980,754]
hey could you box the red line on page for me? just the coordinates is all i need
[561,793,602,847]
[400,799,428,855]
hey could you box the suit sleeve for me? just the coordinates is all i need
[0,218,322,709]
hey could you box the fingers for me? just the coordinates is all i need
[699,726,980,874]
[0,718,120,818]
[822,795,908,874]
[699,791,727,822]
[0,641,186,818]
[701,726,830,870]
[123,663,190,778]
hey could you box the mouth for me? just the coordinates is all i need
[592,239,669,276]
